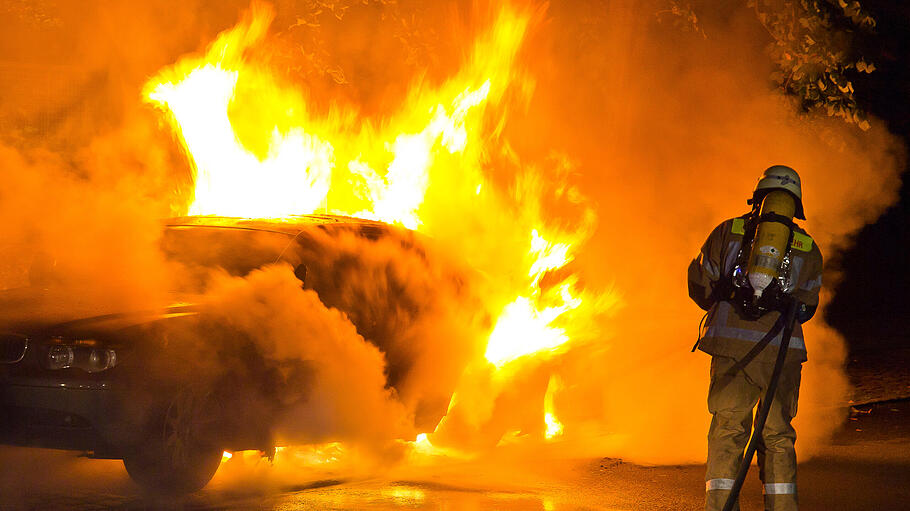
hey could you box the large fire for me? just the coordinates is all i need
[145,2,519,229]
[144,2,617,456]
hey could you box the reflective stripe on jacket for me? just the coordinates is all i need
[688,216,823,364]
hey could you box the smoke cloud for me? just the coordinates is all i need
[0,1,904,495]
[513,1,905,462]
[190,228,486,456]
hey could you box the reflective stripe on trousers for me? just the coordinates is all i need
[706,481,798,495]
[764,482,796,495]
[706,478,735,491]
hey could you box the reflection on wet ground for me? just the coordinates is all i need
[261,481,552,511]
[1,403,909,511]
[1,476,562,511]
[3,450,910,511]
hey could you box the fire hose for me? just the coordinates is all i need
[721,298,800,511]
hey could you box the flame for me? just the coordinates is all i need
[385,486,427,504]
[415,433,432,448]
[544,375,564,440]
[219,444,343,466]
[485,230,583,367]
[145,3,525,228]
[147,2,618,452]
[147,63,334,219]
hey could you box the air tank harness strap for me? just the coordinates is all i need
[690,301,786,361]
[709,311,787,396]
[756,212,796,229]
[734,214,759,271]
[691,311,710,352]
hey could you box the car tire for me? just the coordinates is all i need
[123,443,222,495]
[122,386,224,495]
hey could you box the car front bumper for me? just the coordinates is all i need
[0,377,140,458]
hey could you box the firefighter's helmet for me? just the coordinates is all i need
[752,165,805,219]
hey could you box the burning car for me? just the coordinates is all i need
[0,214,414,494]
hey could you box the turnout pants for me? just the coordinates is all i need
[705,355,802,511]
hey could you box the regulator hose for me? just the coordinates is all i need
[721,299,800,511]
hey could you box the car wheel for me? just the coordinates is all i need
[122,386,224,495]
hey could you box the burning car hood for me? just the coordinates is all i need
[0,286,203,336]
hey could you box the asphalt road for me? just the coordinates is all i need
[0,400,908,511]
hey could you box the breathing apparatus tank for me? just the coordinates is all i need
[747,190,796,299]
[728,165,805,319]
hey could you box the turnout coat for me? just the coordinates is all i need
[687,215,823,364]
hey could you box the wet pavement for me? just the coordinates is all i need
[1,400,908,510]
[846,347,910,404]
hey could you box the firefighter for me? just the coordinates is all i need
[688,165,823,511]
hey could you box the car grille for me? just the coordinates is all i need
[0,334,28,364]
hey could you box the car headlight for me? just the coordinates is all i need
[46,345,74,370]
[80,348,117,373]
[46,344,118,372]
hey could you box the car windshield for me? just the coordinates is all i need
[162,226,300,278]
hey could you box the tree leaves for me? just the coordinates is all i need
[655,1,707,39]
[748,0,877,130]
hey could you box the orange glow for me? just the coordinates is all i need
[145,3,524,228]
[146,2,618,452]
[413,433,436,455]
[0,0,896,474]
[219,444,343,466]
[544,375,564,440]
[485,230,582,367]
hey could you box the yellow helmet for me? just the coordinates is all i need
[752,165,805,219]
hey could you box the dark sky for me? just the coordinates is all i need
[825,1,910,352]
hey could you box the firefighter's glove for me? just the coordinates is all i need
[770,292,796,314]
[710,276,736,303]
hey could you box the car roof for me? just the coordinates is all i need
[164,215,396,238]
